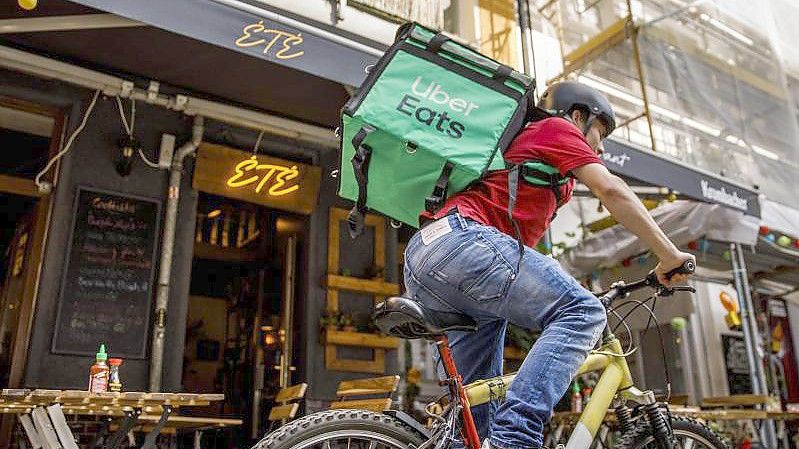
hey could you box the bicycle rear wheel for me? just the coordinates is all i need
[252,409,428,449]
[615,416,730,449]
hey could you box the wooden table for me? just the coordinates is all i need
[0,389,240,449]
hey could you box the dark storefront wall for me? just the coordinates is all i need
[0,66,400,400]
[0,69,198,391]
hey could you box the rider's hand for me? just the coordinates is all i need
[654,251,696,287]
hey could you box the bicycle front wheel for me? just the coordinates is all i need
[615,416,730,449]
[253,409,428,449]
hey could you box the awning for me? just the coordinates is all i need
[558,201,759,277]
[602,139,762,218]
[1,0,367,127]
[64,0,382,87]
[762,199,799,238]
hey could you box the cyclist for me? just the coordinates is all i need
[402,81,696,449]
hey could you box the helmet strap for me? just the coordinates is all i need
[564,109,596,138]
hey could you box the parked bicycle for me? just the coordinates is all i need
[256,261,729,449]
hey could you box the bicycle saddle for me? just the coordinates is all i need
[373,296,477,339]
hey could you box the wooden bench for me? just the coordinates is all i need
[267,383,308,431]
[330,375,400,412]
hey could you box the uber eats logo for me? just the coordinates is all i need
[395,76,479,139]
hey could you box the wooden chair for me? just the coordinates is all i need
[267,383,308,431]
[330,375,400,412]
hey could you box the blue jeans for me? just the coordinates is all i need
[403,213,607,449]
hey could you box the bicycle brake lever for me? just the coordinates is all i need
[656,287,676,297]
[657,285,696,297]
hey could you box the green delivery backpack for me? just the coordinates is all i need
[338,22,567,237]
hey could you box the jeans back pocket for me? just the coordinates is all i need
[429,233,514,302]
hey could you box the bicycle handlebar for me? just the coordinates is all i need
[597,259,696,303]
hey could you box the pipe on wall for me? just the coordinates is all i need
[0,45,336,148]
[148,115,204,392]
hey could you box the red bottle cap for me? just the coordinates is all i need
[108,358,123,366]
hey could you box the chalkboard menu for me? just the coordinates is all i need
[52,187,161,359]
[722,334,753,395]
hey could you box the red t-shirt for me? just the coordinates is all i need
[423,117,604,247]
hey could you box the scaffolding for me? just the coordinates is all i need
[530,0,799,207]
[518,2,799,447]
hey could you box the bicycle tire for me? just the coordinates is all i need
[252,409,428,449]
[615,416,730,449]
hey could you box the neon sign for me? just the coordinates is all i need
[235,20,304,60]
[226,156,300,197]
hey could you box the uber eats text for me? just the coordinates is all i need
[395,77,479,139]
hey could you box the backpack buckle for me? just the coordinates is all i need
[346,208,365,239]
[425,161,454,214]
[424,196,443,213]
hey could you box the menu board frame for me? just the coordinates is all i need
[722,333,753,395]
[51,186,161,359]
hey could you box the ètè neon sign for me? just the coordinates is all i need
[226,156,300,196]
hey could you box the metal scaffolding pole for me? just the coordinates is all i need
[729,243,778,448]
[625,0,658,153]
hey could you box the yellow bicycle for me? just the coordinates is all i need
[257,262,729,449]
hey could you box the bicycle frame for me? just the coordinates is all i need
[437,332,658,449]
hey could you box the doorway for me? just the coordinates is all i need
[183,192,306,440]
[0,99,59,388]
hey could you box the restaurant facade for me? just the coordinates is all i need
[0,0,428,442]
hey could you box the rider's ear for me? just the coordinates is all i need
[570,108,585,125]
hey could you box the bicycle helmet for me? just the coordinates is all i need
[537,81,616,139]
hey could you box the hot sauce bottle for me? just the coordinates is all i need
[89,344,110,393]
[108,358,123,392]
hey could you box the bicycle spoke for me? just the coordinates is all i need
[368,441,377,449]
[323,441,332,449]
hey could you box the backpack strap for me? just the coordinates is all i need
[517,160,568,221]
[347,125,376,238]
[426,32,450,53]
[503,160,567,267]
[425,161,455,214]
[493,64,513,84]
[506,164,524,275]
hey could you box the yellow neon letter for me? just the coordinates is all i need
[226,156,261,188]
[235,21,266,48]
[276,34,304,60]
[269,165,300,196]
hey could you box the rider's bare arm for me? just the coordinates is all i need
[572,163,695,286]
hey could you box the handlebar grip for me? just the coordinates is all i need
[665,260,695,280]
[646,260,696,286]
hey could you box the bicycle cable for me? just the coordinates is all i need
[609,295,672,400]
[606,307,635,354]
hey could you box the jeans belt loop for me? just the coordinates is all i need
[454,212,467,230]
